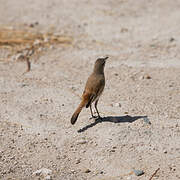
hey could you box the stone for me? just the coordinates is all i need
[139,74,152,80]
[33,168,52,176]
[127,176,132,180]
[145,75,151,79]
[21,84,28,88]
[114,103,121,107]
[143,116,151,125]
[110,149,115,152]
[84,169,91,173]
[133,169,144,176]
[76,159,81,164]
[45,175,52,180]
[77,139,87,145]
[29,23,34,28]
[169,37,175,42]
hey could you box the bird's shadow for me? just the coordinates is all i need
[78,115,150,133]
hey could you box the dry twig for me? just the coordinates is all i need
[149,168,160,180]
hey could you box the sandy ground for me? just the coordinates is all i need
[0,0,180,179]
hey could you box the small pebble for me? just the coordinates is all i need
[21,84,28,88]
[169,37,175,42]
[76,159,81,164]
[121,27,128,33]
[84,169,91,173]
[110,149,115,152]
[114,103,121,107]
[45,175,52,180]
[77,139,87,145]
[33,168,52,176]
[29,23,34,28]
[127,176,132,180]
[145,75,151,79]
[139,74,152,80]
[133,169,144,176]
[143,116,151,125]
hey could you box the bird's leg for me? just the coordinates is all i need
[95,99,102,119]
[89,104,96,119]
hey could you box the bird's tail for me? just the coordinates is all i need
[71,100,85,125]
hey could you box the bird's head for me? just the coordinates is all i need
[93,56,109,74]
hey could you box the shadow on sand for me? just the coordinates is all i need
[78,115,149,133]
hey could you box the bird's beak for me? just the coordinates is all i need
[104,56,109,61]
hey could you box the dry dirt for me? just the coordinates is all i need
[0,0,180,179]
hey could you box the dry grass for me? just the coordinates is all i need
[0,27,73,47]
[0,27,73,72]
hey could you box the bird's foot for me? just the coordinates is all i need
[89,115,98,119]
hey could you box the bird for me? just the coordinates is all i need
[71,56,108,125]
